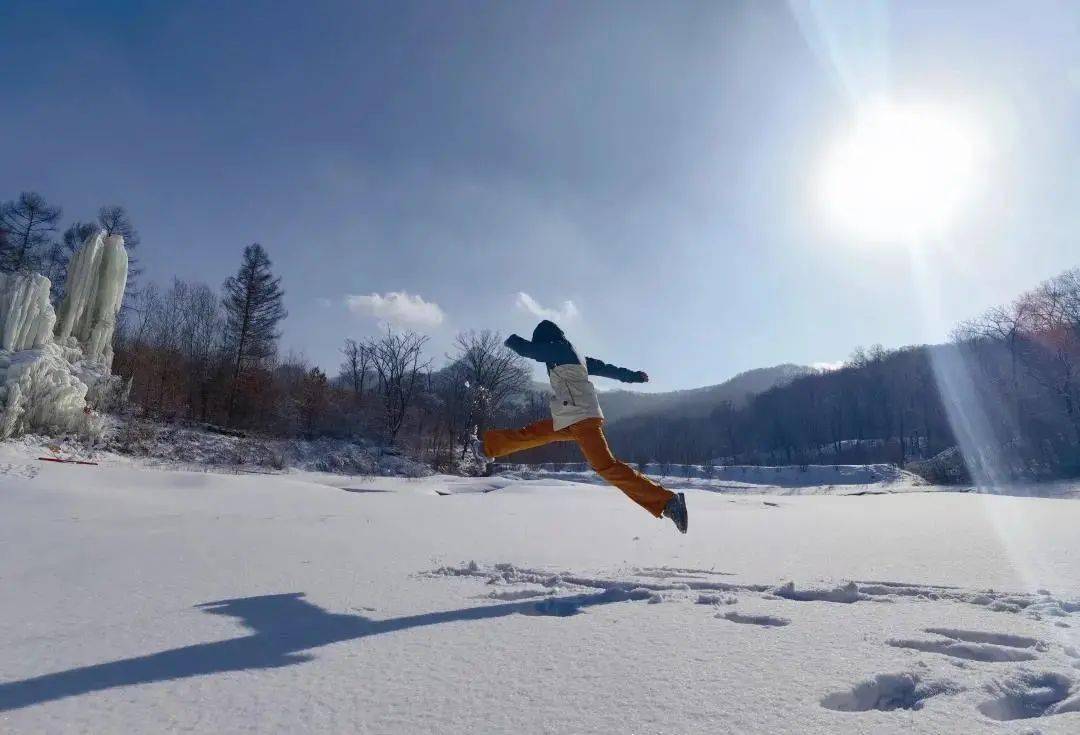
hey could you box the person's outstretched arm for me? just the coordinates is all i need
[586,356,649,383]
[504,334,565,364]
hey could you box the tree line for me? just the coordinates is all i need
[949,267,1080,478]
[8,190,1080,479]
[577,267,1080,480]
[115,243,290,432]
[0,191,141,301]
[117,279,536,471]
[490,266,1080,482]
[3,192,540,461]
[0,191,294,435]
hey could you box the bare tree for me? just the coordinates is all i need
[339,338,372,403]
[97,205,143,301]
[1017,276,1080,439]
[299,367,330,435]
[149,279,189,414]
[181,283,224,421]
[368,329,430,442]
[451,330,530,434]
[97,205,140,249]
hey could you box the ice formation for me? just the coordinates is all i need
[0,231,128,441]
[55,232,129,368]
[0,272,56,351]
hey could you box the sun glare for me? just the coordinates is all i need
[819,101,982,243]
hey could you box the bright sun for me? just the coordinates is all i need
[819,101,982,243]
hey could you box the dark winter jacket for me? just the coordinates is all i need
[504,320,647,383]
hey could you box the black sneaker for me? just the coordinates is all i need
[662,492,688,534]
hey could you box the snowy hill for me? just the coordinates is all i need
[2,443,1079,733]
[596,363,813,424]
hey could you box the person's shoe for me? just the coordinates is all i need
[662,492,688,534]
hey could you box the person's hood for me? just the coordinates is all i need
[532,319,565,344]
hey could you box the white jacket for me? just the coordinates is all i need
[548,362,604,431]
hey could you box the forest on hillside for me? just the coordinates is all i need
[498,269,1080,482]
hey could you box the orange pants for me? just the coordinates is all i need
[483,417,674,517]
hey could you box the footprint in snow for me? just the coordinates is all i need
[888,637,1038,663]
[923,627,1041,650]
[718,610,790,627]
[0,463,40,480]
[978,671,1080,721]
[821,671,961,712]
[888,628,1042,663]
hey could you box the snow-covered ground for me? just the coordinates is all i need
[2,444,1080,733]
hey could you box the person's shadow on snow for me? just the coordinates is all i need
[0,587,647,712]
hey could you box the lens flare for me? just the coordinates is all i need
[819,101,982,242]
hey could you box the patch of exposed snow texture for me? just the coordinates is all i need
[3,450,1080,733]
[0,232,128,441]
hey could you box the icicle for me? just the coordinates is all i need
[85,234,128,367]
[0,272,57,351]
[54,232,128,367]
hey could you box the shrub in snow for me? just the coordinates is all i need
[104,421,433,477]
[906,446,970,485]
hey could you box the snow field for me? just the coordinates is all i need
[1,448,1079,733]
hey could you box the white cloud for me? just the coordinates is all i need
[515,292,579,323]
[346,291,445,329]
[315,297,333,308]
[813,361,845,372]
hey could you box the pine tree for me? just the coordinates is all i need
[0,192,61,273]
[223,243,287,425]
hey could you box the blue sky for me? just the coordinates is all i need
[2,1,1078,390]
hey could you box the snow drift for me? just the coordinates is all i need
[0,231,128,441]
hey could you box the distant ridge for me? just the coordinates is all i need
[597,364,813,424]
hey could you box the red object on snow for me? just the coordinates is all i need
[37,457,98,466]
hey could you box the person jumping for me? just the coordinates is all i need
[471,319,688,533]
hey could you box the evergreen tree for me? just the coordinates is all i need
[223,243,287,425]
[0,192,61,273]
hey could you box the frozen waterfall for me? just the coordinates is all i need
[0,230,129,440]
[55,232,129,368]
[0,272,56,351]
